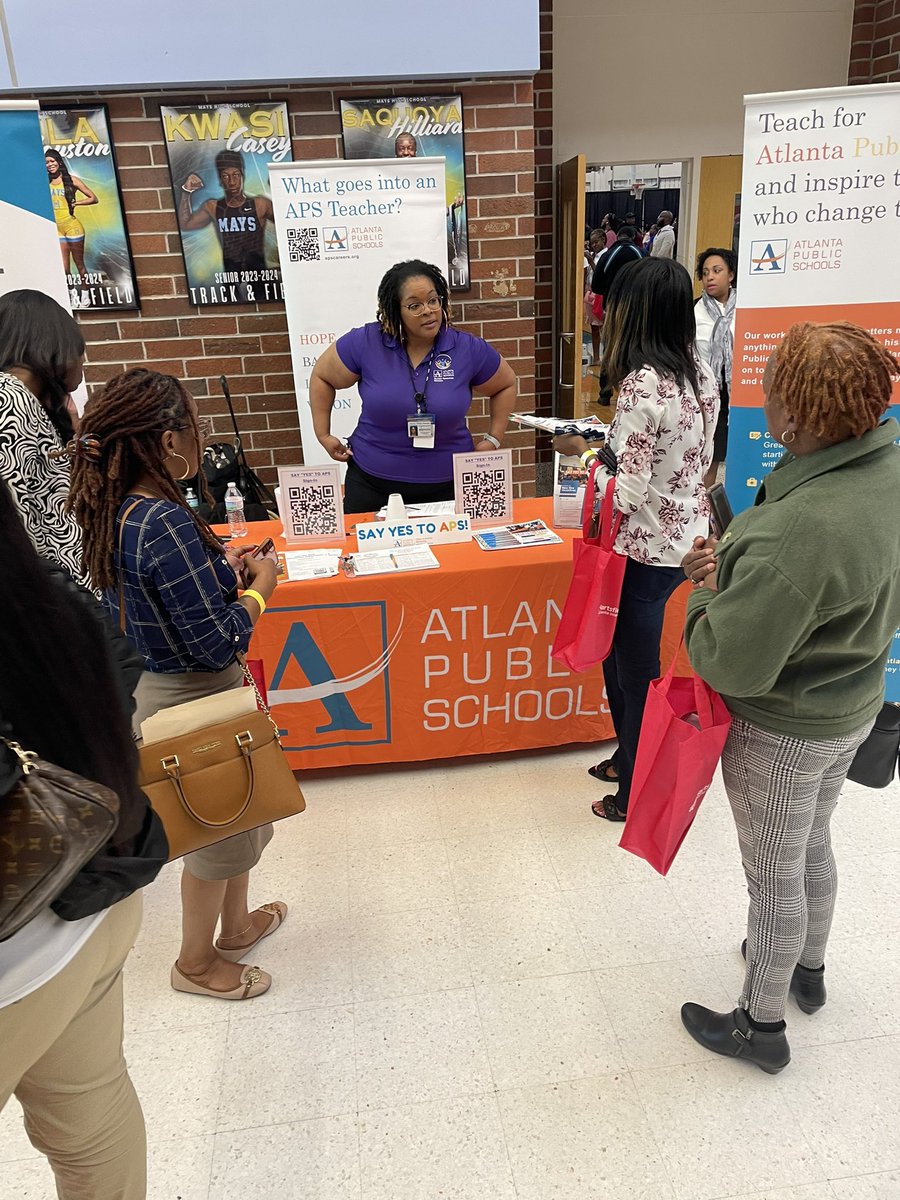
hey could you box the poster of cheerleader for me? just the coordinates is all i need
[160,101,290,307]
[40,105,139,311]
[340,95,470,291]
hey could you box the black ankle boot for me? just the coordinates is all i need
[740,940,827,1014]
[681,1004,791,1074]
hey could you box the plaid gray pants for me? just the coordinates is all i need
[721,714,874,1023]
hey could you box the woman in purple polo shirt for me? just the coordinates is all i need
[309,259,517,513]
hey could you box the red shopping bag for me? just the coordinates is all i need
[551,467,627,674]
[619,654,731,876]
[242,658,269,709]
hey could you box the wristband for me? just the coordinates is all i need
[481,433,501,449]
[243,588,267,615]
[580,449,598,467]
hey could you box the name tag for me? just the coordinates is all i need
[407,412,435,449]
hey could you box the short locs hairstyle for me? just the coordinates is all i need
[376,260,452,340]
[769,322,898,440]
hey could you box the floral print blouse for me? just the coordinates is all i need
[605,361,720,567]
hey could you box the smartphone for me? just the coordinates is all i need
[251,537,275,560]
[707,484,734,538]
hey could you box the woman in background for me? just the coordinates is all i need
[694,247,737,487]
[0,288,85,576]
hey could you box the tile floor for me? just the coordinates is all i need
[3,743,900,1199]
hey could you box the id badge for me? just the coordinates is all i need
[407,412,435,449]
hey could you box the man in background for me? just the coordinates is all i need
[179,150,274,273]
[591,224,643,303]
[650,210,676,258]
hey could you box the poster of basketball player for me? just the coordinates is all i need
[40,105,139,311]
[339,95,470,291]
[160,101,290,307]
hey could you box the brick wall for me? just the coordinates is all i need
[46,79,538,493]
[533,0,555,430]
[849,0,900,81]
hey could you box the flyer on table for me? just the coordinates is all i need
[40,105,139,311]
[160,101,289,307]
[340,95,470,291]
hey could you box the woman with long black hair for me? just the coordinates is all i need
[0,479,166,1199]
[0,289,86,576]
[46,148,97,283]
[554,257,720,820]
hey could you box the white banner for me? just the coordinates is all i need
[0,101,86,406]
[728,81,900,701]
[270,156,448,464]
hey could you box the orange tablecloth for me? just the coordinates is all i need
[232,498,690,770]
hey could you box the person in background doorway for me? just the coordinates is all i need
[623,212,643,246]
[650,211,676,258]
[584,228,606,366]
[602,213,619,247]
[643,223,659,253]
[591,226,643,307]
[694,247,737,488]
[680,322,900,1073]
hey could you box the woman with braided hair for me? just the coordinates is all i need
[70,368,287,1002]
[679,322,900,1073]
[309,258,517,513]
[45,149,97,283]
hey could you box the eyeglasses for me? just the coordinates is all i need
[173,416,214,440]
[403,296,442,315]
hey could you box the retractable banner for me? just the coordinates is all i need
[270,156,447,465]
[0,101,75,310]
[728,81,900,700]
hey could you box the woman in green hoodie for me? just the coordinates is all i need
[680,322,900,1074]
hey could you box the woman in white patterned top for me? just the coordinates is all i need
[554,257,719,820]
[0,290,86,580]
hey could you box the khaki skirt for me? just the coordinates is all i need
[133,662,274,881]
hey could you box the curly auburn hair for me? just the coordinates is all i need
[375,260,452,341]
[769,322,898,440]
[68,368,218,589]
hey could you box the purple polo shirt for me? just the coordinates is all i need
[335,322,501,483]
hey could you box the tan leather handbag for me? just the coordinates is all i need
[118,499,305,861]
[138,665,305,860]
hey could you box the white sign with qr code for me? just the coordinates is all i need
[276,464,346,546]
[452,449,514,528]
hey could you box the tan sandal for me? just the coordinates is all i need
[215,901,288,962]
[171,961,271,1000]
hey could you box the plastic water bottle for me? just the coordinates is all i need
[224,483,247,537]
[185,487,199,511]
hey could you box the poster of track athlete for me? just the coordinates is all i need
[40,105,139,311]
[160,101,290,307]
[340,95,470,290]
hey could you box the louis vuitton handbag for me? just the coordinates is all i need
[0,738,119,940]
[117,500,305,861]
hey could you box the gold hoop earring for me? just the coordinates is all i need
[782,430,796,445]
[166,452,191,480]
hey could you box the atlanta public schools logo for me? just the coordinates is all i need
[323,227,348,252]
[750,240,788,274]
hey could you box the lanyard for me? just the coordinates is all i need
[405,342,438,414]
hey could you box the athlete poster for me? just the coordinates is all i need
[40,105,138,311]
[340,95,470,291]
[729,81,900,700]
[269,156,447,463]
[160,101,290,307]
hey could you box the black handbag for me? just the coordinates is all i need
[846,702,900,789]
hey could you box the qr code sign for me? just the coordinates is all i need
[288,484,339,537]
[460,469,508,520]
[286,227,320,263]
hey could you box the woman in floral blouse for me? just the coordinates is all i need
[555,257,719,820]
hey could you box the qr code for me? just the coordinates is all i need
[460,469,508,520]
[286,227,320,263]
[288,484,338,537]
